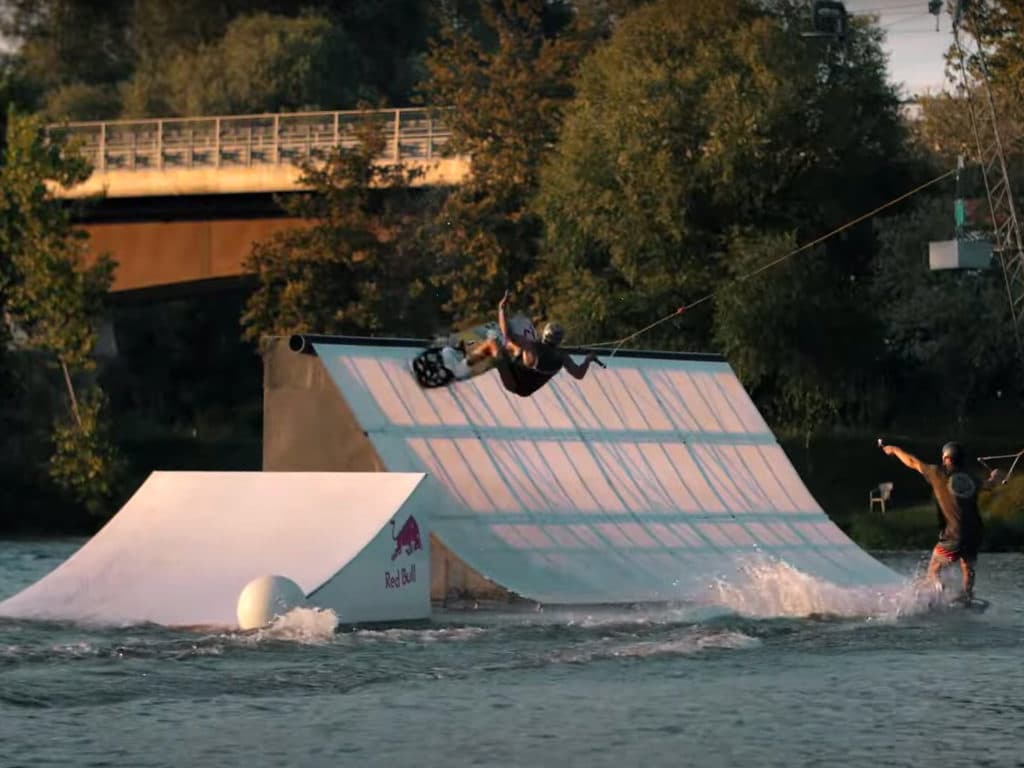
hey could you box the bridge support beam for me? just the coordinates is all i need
[84,217,306,292]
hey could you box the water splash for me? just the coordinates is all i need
[710,556,942,620]
[253,606,339,644]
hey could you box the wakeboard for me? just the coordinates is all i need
[946,595,990,614]
[412,315,537,389]
[908,580,992,616]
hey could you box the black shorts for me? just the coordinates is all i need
[494,354,550,398]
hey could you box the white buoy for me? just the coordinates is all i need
[236,574,306,630]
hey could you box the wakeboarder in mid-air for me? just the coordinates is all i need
[413,290,603,395]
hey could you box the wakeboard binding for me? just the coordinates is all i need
[412,346,456,388]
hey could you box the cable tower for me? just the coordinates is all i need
[951,0,1024,358]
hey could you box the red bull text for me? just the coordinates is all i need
[385,564,416,590]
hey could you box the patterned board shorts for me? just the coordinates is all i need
[932,541,979,564]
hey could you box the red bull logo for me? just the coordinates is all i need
[390,515,422,561]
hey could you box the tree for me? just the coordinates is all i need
[4,0,440,119]
[871,195,1016,424]
[0,0,135,89]
[124,0,436,109]
[713,231,880,450]
[953,0,1024,128]
[122,13,362,118]
[43,83,123,122]
[241,114,441,341]
[0,108,120,516]
[534,0,915,426]
[325,0,438,107]
[923,0,1024,179]
[0,0,134,119]
[909,92,977,167]
[419,0,590,327]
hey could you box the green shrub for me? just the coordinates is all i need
[981,472,1024,520]
[849,503,939,551]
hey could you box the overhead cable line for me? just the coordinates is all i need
[587,167,959,357]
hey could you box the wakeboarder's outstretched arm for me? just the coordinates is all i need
[498,289,511,342]
[881,443,926,474]
[562,351,602,380]
[499,290,538,353]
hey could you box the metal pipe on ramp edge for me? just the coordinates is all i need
[288,334,428,355]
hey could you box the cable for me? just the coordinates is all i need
[879,12,932,30]
[850,2,922,14]
[586,166,959,357]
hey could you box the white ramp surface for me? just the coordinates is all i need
[313,341,901,604]
[0,472,431,627]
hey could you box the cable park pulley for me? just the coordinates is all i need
[928,154,994,270]
[930,0,1024,363]
[977,448,1024,486]
[801,1,849,43]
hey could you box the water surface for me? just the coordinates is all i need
[1,540,1020,767]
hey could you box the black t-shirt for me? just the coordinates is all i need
[920,464,982,544]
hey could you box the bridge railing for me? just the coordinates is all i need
[48,108,453,173]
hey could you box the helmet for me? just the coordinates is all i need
[541,322,564,346]
[941,441,964,467]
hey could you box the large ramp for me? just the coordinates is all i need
[0,472,432,627]
[267,337,900,605]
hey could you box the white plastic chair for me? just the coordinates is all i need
[869,482,893,515]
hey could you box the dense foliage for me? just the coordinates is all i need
[419,0,593,326]
[0,109,119,519]
[531,0,919,436]
[241,116,441,340]
[0,0,435,119]
[1,0,1022,535]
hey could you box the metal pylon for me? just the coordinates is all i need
[953,0,1024,358]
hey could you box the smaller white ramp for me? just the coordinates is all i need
[0,472,432,628]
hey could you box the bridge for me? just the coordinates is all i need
[53,107,468,293]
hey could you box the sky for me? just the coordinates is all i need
[846,0,959,97]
